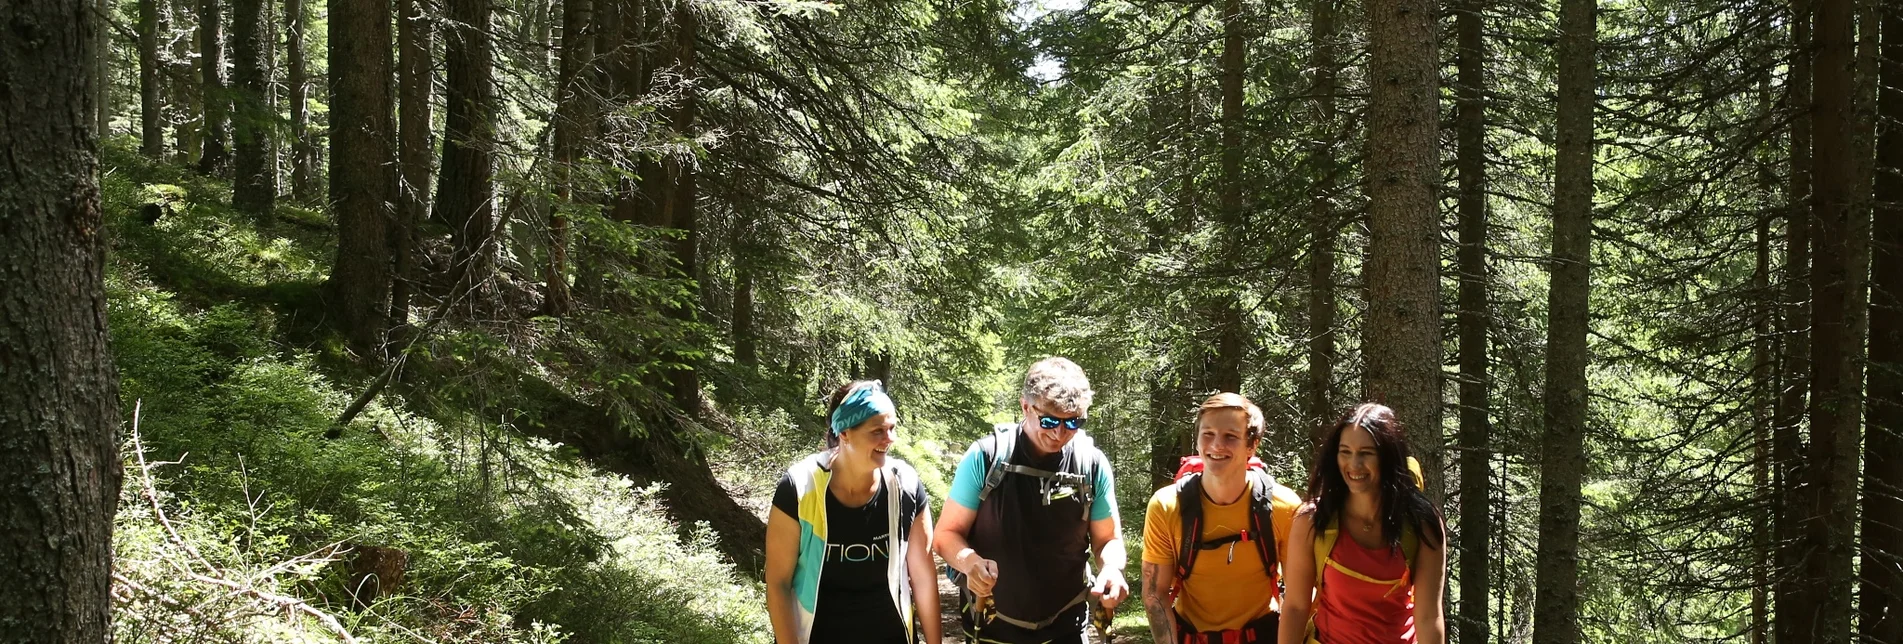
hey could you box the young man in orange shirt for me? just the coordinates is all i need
[1140,393,1302,644]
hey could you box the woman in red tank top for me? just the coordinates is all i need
[1276,403,1447,644]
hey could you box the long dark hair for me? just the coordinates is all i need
[1305,403,1445,552]
[823,380,882,449]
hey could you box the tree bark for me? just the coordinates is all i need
[95,0,111,137]
[1803,0,1858,634]
[1305,0,1339,443]
[1774,0,1813,637]
[1864,0,1903,632]
[1753,210,1774,644]
[734,265,757,367]
[1209,0,1245,395]
[0,2,124,638]
[1454,0,1491,638]
[140,0,165,156]
[285,0,316,200]
[661,0,700,410]
[432,0,497,295]
[326,0,397,356]
[1531,0,1595,639]
[171,0,202,165]
[392,0,433,326]
[230,0,275,216]
[1362,0,1443,501]
[545,0,593,317]
[197,0,229,174]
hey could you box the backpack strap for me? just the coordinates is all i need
[1313,514,1341,592]
[1246,470,1280,580]
[1172,473,1205,602]
[976,423,1018,504]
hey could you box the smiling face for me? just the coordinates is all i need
[1021,397,1083,456]
[1336,423,1381,495]
[1196,408,1257,477]
[838,412,898,468]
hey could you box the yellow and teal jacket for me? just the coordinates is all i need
[784,451,926,644]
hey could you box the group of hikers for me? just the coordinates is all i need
[764,357,1448,644]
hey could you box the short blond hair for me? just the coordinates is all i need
[1021,357,1094,415]
[1196,392,1266,441]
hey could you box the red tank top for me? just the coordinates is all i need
[1312,531,1416,644]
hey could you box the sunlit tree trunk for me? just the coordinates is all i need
[198,0,229,174]
[1362,0,1443,501]
[391,0,433,325]
[1453,0,1491,637]
[0,2,123,637]
[285,0,316,200]
[1531,0,1595,638]
[545,0,593,317]
[1305,0,1339,445]
[326,0,397,356]
[1209,0,1245,394]
[230,0,276,216]
[140,0,165,157]
[433,0,497,294]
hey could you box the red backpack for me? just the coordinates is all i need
[1173,455,1269,481]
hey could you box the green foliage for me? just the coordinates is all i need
[101,144,771,642]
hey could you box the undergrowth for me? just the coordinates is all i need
[102,139,771,643]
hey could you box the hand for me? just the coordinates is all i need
[962,553,1000,598]
[1091,567,1130,609]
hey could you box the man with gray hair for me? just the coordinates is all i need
[936,357,1128,643]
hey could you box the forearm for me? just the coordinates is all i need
[1140,562,1176,644]
[935,530,977,573]
[1094,535,1127,573]
[1275,604,1309,644]
[910,557,943,641]
[766,581,802,644]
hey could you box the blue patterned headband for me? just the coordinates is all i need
[831,382,896,435]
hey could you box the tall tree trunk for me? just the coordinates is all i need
[140,0,165,156]
[171,0,202,165]
[545,0,592,317]
[230,0,275,216]
[734,264,757,367]
[1803,0,1857,634]
[197,0,229,174]
[1362,0,1443,501]
[1531,0,1595,639]
[1305,0,1339,441]
[432,0,497,295]
[326,0,397,356]
[1454,0,1491,637]
[1774,0,1814,637]
[285,0,315,200]
[660,0,700,410]
[1866,0,1903,629]
[1209,0,1245,395]
[392,0,433,325]
[1753,213,1774,644]
[96,0,111,137]
[1149,374,1182,491]
[0,1,124,637]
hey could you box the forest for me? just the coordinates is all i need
[1,0,1900,637]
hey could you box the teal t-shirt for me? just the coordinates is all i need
[946,428,1118,522]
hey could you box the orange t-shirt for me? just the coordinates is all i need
[1141,479,1301,631]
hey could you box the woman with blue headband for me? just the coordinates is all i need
[766,380,941,644]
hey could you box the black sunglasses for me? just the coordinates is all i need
[1038,415,1087,431]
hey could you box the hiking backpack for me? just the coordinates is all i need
[1169,461,1281,601]
[973,422,1100,521]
